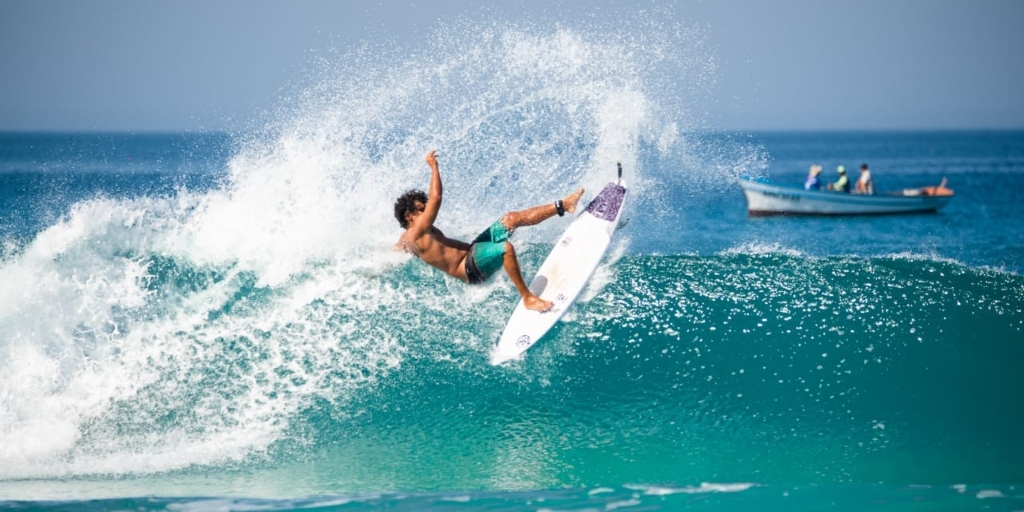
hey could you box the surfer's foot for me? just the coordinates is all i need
[563,188,585,214]
[524,295,553,312]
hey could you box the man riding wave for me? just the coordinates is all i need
[395,150,584,312]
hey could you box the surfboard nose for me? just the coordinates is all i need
[490,350,517,365]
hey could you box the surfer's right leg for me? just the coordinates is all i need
[502,242,553,312]
[500,189,585,231]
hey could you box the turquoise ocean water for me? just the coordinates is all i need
[2,17,1023,512]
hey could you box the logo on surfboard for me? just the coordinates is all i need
[515,335,532,348]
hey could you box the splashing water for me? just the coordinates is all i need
[0,15,721,479]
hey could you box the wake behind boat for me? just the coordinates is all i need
[739,176,954,216]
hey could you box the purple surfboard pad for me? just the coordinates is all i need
[584,182,626,222]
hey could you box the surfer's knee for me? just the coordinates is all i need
[501,241,519,265]
[499,212,519,231]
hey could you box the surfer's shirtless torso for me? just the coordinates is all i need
[397,225,471,282]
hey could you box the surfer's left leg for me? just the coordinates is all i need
[499,189,584,231]
[502,242,553,312]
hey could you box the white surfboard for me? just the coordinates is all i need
[491,168,628,365]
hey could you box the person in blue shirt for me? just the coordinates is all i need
[804,164,823,190]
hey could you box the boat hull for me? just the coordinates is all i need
[739,178,953,216]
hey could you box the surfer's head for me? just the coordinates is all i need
[394,189,428,229]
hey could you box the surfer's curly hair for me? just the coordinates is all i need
[394,189,428,229]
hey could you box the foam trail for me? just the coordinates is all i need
[0,14,717,478]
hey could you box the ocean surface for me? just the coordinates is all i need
[2,18,1023,512]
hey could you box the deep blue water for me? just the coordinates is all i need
[2,18,1023,512]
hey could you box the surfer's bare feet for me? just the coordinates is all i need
[524,295,553,312]
[563,188,585,213]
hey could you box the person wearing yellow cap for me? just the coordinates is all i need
[804,164,823,191]
[828,165,850,193]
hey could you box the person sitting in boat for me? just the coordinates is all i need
[804,164,823,190]
[827,165,850,192]
[854,163,874,195]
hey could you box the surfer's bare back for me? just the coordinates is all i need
[394,150,584,312]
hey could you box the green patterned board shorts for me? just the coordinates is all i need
[464,220,510,284]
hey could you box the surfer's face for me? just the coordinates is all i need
[406,200,426,224]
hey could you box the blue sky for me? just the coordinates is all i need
[2,0,1022,131]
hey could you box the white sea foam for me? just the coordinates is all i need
[880,250,965,268]
[0,14,716,479]
[719,242,809,259]
[976,489,1004,499]
[625,482,756,495]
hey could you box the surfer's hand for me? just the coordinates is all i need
[425,150,438,168]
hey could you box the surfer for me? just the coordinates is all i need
[395,150,584,312]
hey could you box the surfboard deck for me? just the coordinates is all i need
[490,177,627,365]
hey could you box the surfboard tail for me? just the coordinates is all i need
[583,180,626,222]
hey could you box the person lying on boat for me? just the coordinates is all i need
[903,177,953,197]
[804,164,823,190]
[854,163,874,195]
[394,150,585,312]
[827,165,850,192]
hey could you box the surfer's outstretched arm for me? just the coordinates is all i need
[413,150,443,232]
